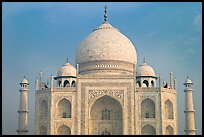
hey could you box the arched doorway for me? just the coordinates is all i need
[57,124,71,135]
[89,95,123,135]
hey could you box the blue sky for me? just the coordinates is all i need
[2,2,202,135]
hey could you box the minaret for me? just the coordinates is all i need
[17,76,29,135]
[35,77,38,91]
[173,77,176,90]
[50,75,54,88]
[169,72,172,89]
[183,76,196,135]
[39,71,42,89]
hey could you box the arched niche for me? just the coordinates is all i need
[165,99,174,119]
[57,124,71,135]
[57,98,71,118]
[141,124,156,135]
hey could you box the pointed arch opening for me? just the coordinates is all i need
[89,95,123,135]
[57,124,71,135]
[166,125,174,135]
[64,80,70,87]
[165,99,174,119]
[143,80,149,87]
[141,124,156,135]
[141,98,155,118]
[58,98,71,118]
[137,81,141,87]
[71,80,76,87]
[151,80,154,87]
[58,81,62,87]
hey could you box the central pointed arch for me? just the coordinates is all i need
[89,95,123,135]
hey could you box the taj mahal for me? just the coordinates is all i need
[16,6,196,135]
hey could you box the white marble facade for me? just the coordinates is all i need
[34,21,178,135]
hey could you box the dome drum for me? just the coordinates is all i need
[78,60,135,75]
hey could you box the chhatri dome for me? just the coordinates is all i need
[57,60,76,77]
[20,76,29,84]
[76,6,136,74]
[137,58,156,77]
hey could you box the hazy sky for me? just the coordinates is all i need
[2,2,202,135]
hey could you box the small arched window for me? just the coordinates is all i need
[143,80,149,87]
[102,108,111,120]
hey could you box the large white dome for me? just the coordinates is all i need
[57,63,76,77]
[137,62,156,77]
[76,22,137,65]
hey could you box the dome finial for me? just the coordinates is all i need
[104,5,108,22]
[143,57,146,63]
[66,58,69,63]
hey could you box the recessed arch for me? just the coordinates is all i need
[39,125,47,135]
[40,100,48,120]
[141,124,156,135]
[58,98,71,118]
[141,98,155,118]
[57,124,71,135]
[89,95,123,135]
[166,125,174,135]
[165,99,174,119]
